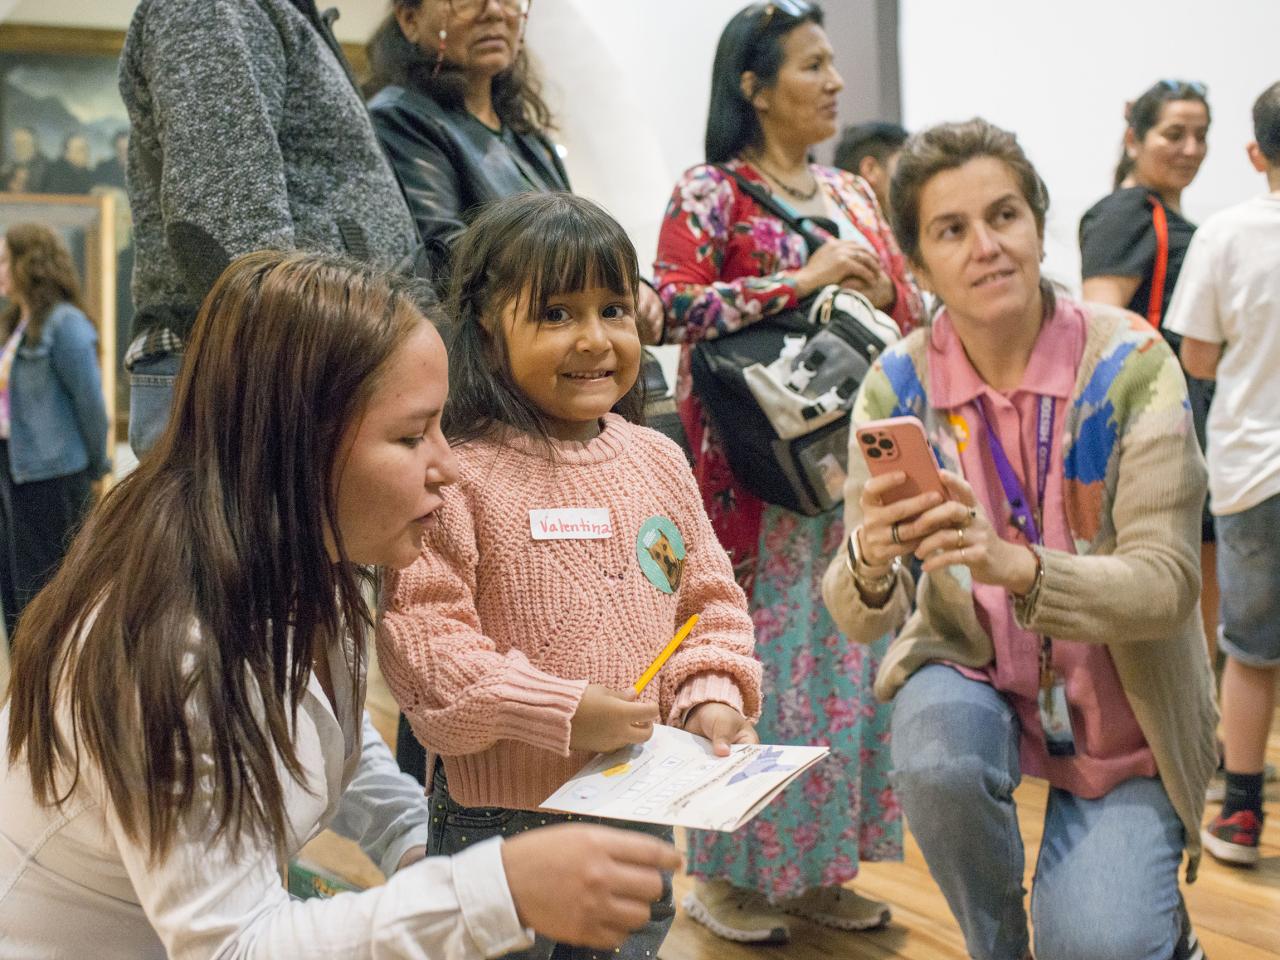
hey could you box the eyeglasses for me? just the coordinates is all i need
[447,0,527,20]
[1158,78,1208,98]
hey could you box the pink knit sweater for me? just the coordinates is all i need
[378,414,763,810]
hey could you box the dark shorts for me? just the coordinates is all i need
[1215,493,1280,666]
[428,764,676,960]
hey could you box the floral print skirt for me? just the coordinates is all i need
[685,506,902,901]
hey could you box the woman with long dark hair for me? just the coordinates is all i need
[0,250,680,957]
[0,224,109,644]
[653,0,922,944]
[1079,80,1219,654]
[366,0,559,276]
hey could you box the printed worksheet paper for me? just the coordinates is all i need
[540,725,829,831]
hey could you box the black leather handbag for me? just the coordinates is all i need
[690,167,898,516]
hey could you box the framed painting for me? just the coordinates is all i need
[0,25,132,438]
[0,25,369,440]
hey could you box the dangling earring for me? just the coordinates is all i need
[431,26,448,78]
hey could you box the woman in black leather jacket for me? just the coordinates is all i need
[366,0,666,337]
[368,3,664,326]
[366,0,568,288]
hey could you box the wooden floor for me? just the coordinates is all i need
[3,640,1274,957]
[299,655,1280,960]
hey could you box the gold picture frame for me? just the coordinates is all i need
[0,23,369,85]
[0,24,369,443]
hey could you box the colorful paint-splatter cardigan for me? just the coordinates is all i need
[822,301,1218,880]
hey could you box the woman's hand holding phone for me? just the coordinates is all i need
[855,417,1038,595]
[860,470,1036,594]
[909,473,1037,594]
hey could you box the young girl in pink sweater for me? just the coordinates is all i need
[377,193,763,959]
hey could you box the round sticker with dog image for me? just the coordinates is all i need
[636,516,687,595]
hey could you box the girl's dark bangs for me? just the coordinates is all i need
[512,206,639,319]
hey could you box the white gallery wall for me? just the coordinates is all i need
[900,0,1280,294]
[523,0,889,267]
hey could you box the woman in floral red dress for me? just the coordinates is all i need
[653,0,922,945]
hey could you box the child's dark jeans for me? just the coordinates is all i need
[428,763,675,960]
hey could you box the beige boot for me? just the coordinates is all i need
[779,885,891,931]
[682,878,791,944]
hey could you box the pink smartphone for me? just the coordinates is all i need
[855,416,949,506]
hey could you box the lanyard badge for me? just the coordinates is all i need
[978,396,1076,757]
[1038,639,1076,757]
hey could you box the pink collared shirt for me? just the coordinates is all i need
[929,300,1156,798]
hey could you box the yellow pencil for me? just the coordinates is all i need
[633,614,700,694]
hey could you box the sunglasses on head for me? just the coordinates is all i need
[754,0,814,33]
[1157,78,1208,98]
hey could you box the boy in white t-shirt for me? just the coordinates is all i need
[1165,80,1280,868]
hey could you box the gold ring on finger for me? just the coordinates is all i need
[891,522,903,546]
[956,526,965,549]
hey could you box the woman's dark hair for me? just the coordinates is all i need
[445,191,644,447]
[366,2,553,136]
[1,223,88,343]
[6,250,433,861]
[890,118,1056,317]
[1113,79,1210,189]
[705,1,825,163]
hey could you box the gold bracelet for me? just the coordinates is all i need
[1012,548,1044,622]
[845,528,899,595]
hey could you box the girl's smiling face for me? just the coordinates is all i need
[498,284,641,443]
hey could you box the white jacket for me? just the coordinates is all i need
[0,635,531,959]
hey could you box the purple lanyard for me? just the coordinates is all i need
[973,395,1055,547]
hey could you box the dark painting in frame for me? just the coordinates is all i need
[0,24,373,440]
[0,25,133,437]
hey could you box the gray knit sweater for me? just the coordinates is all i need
[120,0,420,343]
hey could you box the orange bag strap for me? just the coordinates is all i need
[1147,196,1169,328]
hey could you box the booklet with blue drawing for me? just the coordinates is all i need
[539,724,829,832]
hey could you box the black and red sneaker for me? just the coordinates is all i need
[1201,809,1262,866]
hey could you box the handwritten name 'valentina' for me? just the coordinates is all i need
[539,518,612,536]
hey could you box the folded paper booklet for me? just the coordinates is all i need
[540,724,829,832]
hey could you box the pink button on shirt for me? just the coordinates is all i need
[928,300,1157,798]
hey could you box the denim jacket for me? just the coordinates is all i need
[8,302,111,484]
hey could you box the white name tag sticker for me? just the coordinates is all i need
[530,508,613,540]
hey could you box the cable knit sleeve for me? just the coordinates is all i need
[377,486,588,759]
[642,436,763,725]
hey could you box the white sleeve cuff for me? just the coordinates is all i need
[383,824,433,879]
[451,837,535,957]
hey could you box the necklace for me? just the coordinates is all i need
[754,161,819,201]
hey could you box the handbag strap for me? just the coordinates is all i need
[1146,194,1170,328]
[713,163,829,256]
